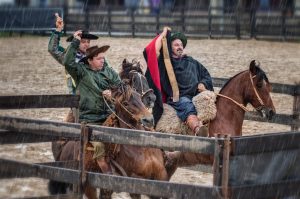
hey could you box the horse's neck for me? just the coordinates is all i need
[210,73,248,136]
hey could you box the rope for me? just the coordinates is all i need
[216,93,250,112]
[249,72,265,106]
[102,96,136,129]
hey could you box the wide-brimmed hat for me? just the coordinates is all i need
[66,30,98,42]
[80,45,110,63]
[170,32,187,48]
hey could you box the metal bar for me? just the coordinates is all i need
[86,171,217,199]
[0,95,80,109]
[230,179,300,199]
[231,131,300,155]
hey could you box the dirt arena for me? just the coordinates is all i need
[0,35,299,198]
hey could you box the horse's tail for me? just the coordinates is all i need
[48,180,70,195]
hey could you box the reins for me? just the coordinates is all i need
[102,95,137,129]
[129,70,153,98]
[216,71,265,112]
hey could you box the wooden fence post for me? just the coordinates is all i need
[208,6,212,39]
[235,2,241,39]
[63,3,68,36]
[156,10,160,33]
[131,8,135,37]
[281,8,287,41]
[108,6,112,36]
[213,134,231,199]
[181,7,185,32]
[291,83,300,131]
[85,6,90,31]
[250,5,256,38]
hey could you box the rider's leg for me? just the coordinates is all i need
[186,114,208,137]
[91,142,112,174]
[168,96,208,137]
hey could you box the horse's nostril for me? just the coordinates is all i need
[141,116,154,128]
[268,109,275,120]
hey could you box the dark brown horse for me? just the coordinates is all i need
[119,59,156,109]
[49,83,168,199]
[165,60,276,177]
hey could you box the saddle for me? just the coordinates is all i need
[85,114,128,176]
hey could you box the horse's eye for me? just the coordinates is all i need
[123,101,129,106]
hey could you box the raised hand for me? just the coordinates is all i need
[55,13,64,32]
[73,30,82,40]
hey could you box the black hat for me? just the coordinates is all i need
[80,45,110,63]
[170,32,187,48]
[66,31,98,42]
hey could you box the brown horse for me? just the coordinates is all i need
[49,83,168,199]
[165,60,276,177]
[119,59,156,109]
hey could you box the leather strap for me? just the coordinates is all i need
[162,36,179,102]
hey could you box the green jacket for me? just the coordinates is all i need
[48,31,76,94]
[63,39,121,123]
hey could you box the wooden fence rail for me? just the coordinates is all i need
[0,115,299,198]
[0,78,299,198]
[0,6,299,40]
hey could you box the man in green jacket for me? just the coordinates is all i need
[64,30,121,173]
[48,13,98,96]
[48,13,99,161]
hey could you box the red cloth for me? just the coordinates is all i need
[144,35,166,102]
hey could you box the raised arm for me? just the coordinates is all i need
[48,13,65,64]
[63,31,84,83]
[155,26,171,58]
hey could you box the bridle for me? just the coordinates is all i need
[216,70,266,112]
[102,93,151,130]
[129,70,154,98]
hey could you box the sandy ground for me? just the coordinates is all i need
[0,36,299,198]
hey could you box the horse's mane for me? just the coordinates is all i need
[112,82,133,101]
[219,66,269,94]
[119,59,143,80]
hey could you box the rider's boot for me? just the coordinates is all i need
[186,115,208,137]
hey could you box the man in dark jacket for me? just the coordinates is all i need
[144,27,213,136]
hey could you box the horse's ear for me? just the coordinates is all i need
[249,60,260,75]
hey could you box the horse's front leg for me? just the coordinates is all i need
[84,185,98,199]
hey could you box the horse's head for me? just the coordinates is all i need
[111,83,154,130]
[120,59,156,108]
[247,60,276,120]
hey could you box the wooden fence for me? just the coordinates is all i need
[0,6,299,40]
[0,79,299,198]
[62,6,300,40]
